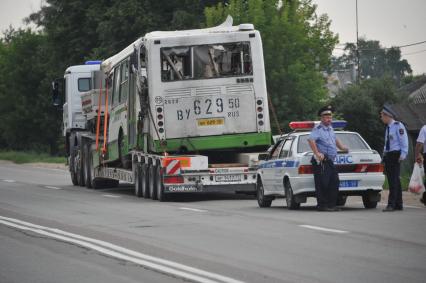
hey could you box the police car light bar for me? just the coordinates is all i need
[289,120,347,130]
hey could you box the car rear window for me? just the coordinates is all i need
[297,132,370,153]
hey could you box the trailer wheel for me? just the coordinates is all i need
[141,164,150,198]
[134,164,143,197]
[74,145,85,187]
[84,143,92,189]
[80,144,86,187]
[69,146,78,186]
[148,164,157,200]
[156,166,167,202]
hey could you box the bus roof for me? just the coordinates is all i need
[101,16,255,74]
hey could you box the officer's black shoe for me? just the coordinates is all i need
[329,207,341,211]
[395,206,403,211]
[421,198,425,206]
[382,206,395,212]
[317,207,335,212]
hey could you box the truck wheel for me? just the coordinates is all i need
[285,181,300,210]
[69,146,78,186]
[336,195,347,206]
[74,146,84,187]
[148,164,157,200]
[79,145,86,187]
[362,192,379,209]
[134,164,143,198]
[155,166,167,202]
[141,164,150,198]
[256,180,272,208]
[84,143,92,189]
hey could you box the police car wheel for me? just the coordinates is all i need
[285,181,300,210]
[336,195,347,206]
[362,193,378,209]
[256,181,272,208]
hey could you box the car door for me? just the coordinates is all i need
[262,140,284,190]
[273,138,293,191]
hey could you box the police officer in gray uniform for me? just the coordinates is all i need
[308,106,348,211]
[380,106,408,212]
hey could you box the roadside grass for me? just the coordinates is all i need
[382,172,410,191]
[0,151,65,164]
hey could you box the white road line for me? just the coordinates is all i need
[102,194,121,198]
[299,225,349,234]
[2,179,16,183]
[179,207,207,212]
[45,186,62,190]
[0,216,244,283]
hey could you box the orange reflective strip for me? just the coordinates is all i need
[162,157,191,168]
[95,78,103,150]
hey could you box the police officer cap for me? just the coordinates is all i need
[381,105,396,118]
[318,105,334,116]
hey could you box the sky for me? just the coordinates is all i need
[1,0,426,74]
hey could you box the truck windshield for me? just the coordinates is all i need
[297,133,370,153]
[161,42,252,81]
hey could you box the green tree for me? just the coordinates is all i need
[205,0,338,132]
[332,39,412,85]
[0,28,61,153]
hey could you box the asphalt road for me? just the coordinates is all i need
[0,161,425,283]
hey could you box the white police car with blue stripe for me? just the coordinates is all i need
[256,121,385,209]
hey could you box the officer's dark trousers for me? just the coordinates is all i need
[384,151,403,208]
[312,158,339,208]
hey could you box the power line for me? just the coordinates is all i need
[334,39,426,52]
[403,49,426,56]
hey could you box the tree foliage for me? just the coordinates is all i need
[332,39,412,86]
[205,0,338,132]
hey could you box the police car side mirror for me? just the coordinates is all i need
[258,153,269,161]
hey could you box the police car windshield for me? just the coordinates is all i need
[297,133,369,153]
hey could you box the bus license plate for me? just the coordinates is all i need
[197,118,224,127]
[215,175,241,182]
[340,180,358,187]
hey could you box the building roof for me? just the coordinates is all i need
[390,77,426,132]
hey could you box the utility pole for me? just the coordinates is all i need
[356,0,360,83]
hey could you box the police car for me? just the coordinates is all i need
[256,121,385,209]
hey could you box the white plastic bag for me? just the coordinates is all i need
[408,163,425,194]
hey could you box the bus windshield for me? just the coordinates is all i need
[161,42,252,81]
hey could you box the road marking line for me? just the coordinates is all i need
[0,216,243,283]
[45,186,62,190]
[3,179,16,183]
[179,207,207,212]
[299,225,349,234]
[102,194,121,198]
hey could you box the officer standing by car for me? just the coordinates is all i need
[415,124,426,205]
[380,106,408,212]
[308,105,348,211]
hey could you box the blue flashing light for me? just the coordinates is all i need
[85,60,102,65]
[332,120,347,129]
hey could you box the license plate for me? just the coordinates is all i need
[340,180,358,187]
[197,118,224,127]
[215,175,241,182]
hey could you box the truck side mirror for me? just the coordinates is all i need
[258,153,269,161]
[52,80,61,107]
